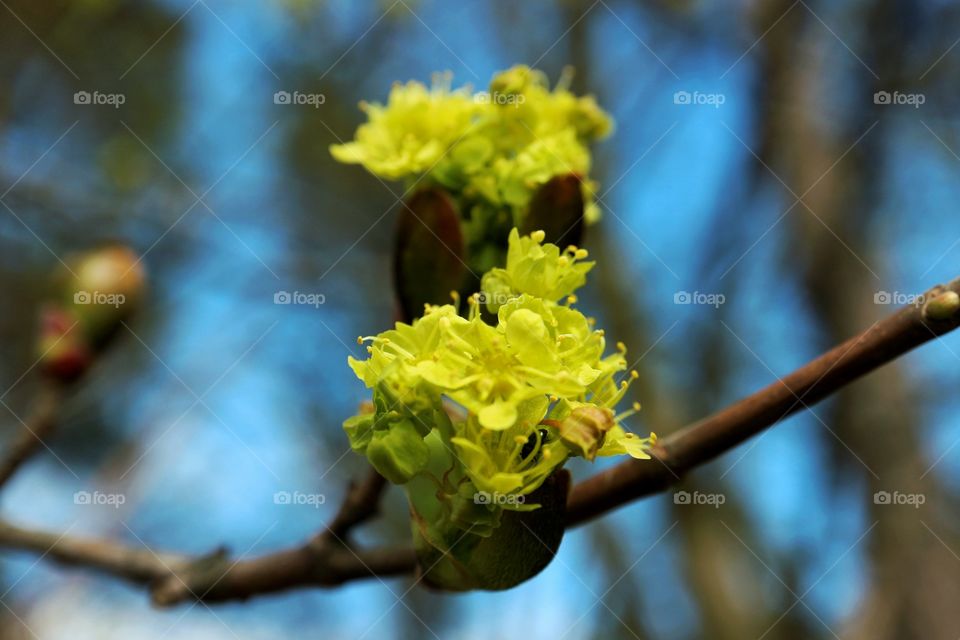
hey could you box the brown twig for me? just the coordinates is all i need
[1,280,959,606]
[0,516,412,605]
[565,280,960,525]
[149,542,415,606]
[0,382,66,488]
[323,469,389,541]
[0,518,184,584]
[149,468,394,605]
[0,466,403,606]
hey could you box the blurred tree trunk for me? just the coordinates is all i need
[756,1,960,637]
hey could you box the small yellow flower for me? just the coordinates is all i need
[331,73,481,180]
[331,65,613,229]
[345,229,653,503]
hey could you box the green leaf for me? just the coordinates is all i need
[341,414,375,453]
[365,419,430,484]
[413,469,571,591]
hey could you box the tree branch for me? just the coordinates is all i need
[149,468,394,605]
[149,542,415,606]
[565,280,960,525]
[0,518,184,584]
[0,382,65,488]
[0,516,414,605]
[1,279,958,606]
[324,468,388,541]
[0,467,404,606]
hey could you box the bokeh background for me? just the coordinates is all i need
[1,0,960,638]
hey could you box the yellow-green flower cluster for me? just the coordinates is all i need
[345,229,652,513]
[330,66,612,230]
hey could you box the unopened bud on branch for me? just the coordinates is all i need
[558,406,615,461]
[38,306,92,382]
[67,245,146,345]
[924,290,960,321]
[38,245,146,382]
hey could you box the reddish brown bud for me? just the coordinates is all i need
[38,306,92,382]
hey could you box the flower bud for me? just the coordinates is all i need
[38,306,92,382]
[488,65,543,99]
[67,245,145,345]
[924,290,960,321]
[558,406,615,461]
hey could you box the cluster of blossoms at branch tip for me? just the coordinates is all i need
[344,229,654,511]
[330,65,613,229]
